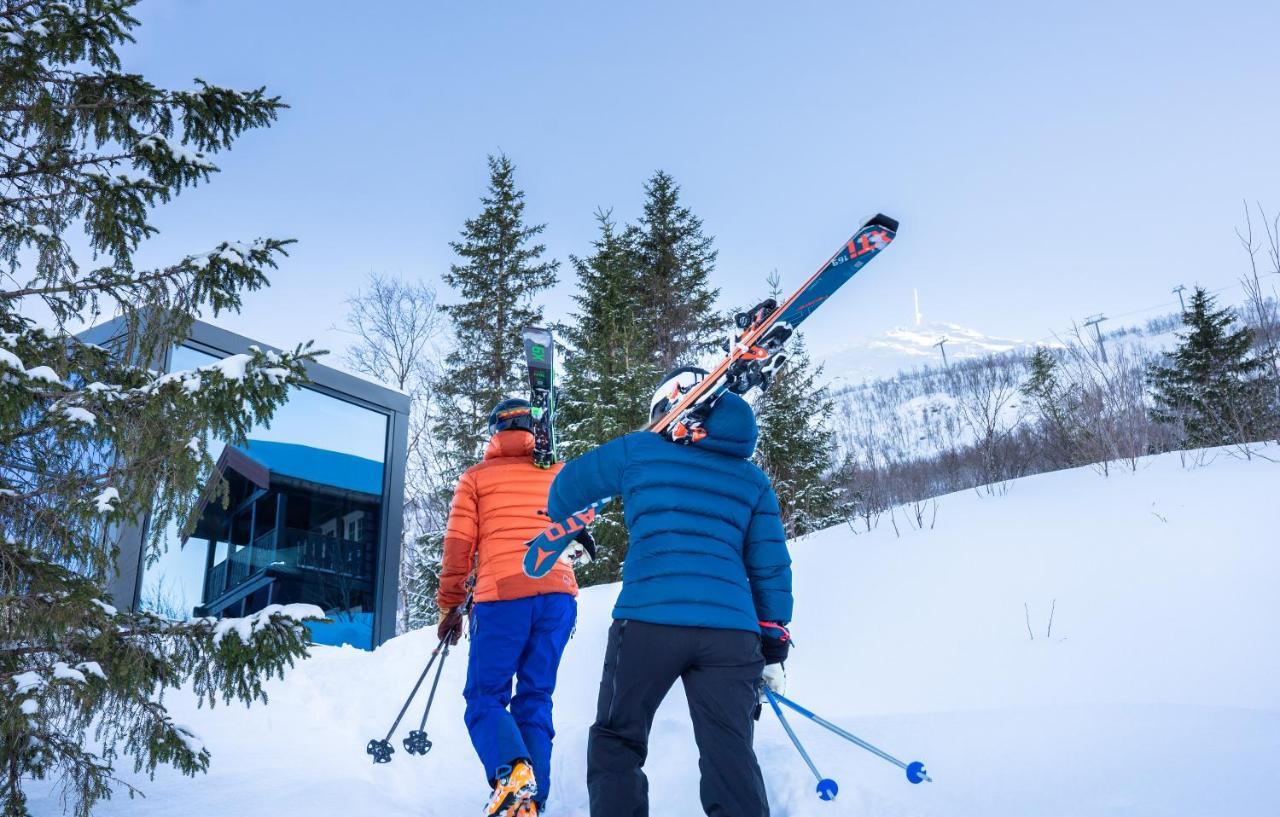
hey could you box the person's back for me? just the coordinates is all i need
[438,399,578,817]
[548,368,793,817]
[438,430,577,607]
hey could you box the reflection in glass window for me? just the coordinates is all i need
[141,345,389,650]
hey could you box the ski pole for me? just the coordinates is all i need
[366,642,446,763]
[402,639,453,756]
[764,688,839,801]
[770,691,932,784]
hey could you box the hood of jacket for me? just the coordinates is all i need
[692,392,758,459]
[484,429,535,460]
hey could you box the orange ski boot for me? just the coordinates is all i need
[484,760,537,817]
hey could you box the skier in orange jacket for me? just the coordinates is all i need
[437,398,580,817]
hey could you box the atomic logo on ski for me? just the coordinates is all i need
[522,501,608,578]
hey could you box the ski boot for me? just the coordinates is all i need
[484,760,538,817]
[513,800,539,816]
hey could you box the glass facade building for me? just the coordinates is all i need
[83,319,410,650]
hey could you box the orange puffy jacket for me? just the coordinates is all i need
[436,430,578,608]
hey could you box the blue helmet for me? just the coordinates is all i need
[488,397,534,436]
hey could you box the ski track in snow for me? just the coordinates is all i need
[26,446,1280,817]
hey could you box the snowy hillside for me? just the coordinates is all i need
[820,320,1031,387]
[29,448,1280,817]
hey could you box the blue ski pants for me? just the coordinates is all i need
[464,593,576,804]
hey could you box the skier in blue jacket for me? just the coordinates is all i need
[547,366,793,817]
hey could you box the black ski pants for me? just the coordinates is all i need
[587,620,768,817]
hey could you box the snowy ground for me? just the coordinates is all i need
[29,446,1280,816]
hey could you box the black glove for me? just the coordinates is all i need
[760,621,791,665]
[573,527,597,560]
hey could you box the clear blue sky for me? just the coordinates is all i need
[124,0,1280,361]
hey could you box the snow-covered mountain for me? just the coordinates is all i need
[28,446,1280,817]
[820,320,1033,387]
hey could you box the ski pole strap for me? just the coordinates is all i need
[764,688,823,784]
[384,644,443,742]
[758,621,791,643]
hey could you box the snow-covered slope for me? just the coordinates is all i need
[29,448,1280,816]
[821,320,1031,386]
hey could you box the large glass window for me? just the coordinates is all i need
[140,345,389,649]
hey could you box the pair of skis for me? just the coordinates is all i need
[521,326,557,469]
[522,213,900,579]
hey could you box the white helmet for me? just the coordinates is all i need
[649,366,709,422]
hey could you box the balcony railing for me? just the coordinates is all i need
[204,527,375,602]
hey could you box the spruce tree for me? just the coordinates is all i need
[1020,346,1085,467]
[559,210,655,454]
[1148,287,1276,447]
[751,274,843,537]
[436,154,559,469]
[0,4,319,815]
[633,171,724,370]
[557,211,655,583]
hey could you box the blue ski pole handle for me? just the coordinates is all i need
[522,498,611,578]
[771,692,932,784]
[764,688,839,801]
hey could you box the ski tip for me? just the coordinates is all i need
[865,213,899,233]
[906,761,929,784]
[817,778,839,801]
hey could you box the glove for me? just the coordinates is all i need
[559,527,597,568]
[762,662,787,697]
[437,606,463,645]
[759,621,791,665]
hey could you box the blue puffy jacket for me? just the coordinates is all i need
[547,392,792,633]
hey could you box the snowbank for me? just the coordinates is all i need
[27,447,1280,816]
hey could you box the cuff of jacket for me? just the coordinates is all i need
[759,620,791,665]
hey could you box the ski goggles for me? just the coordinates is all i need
[489,404,534,434]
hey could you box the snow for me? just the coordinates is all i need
[207,353,252,382]
[20,699,38,716]
[0,347,22,371]
[23,446,1280,816]
[51,663,87,684]
[823,321,1032,386]
[62,406,96,426]
[210,604,326,645]
[23,365,62,384]
[10,672,44,696]
[170,722,206,756]
[92,487,119,514]
[137,134,217,169]
[76,662,107,681]
[90,599,118,617]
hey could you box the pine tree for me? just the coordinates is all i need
[633,171,724,370]
[0,4,319,814]
[1148,287,1276,447]
[1020,346,1085,467]
[436,154,559,469]
[557,211,655,583]
[752,274,844,538]
[559,210,655,454]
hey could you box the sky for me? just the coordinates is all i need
[115,0,1280,369]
